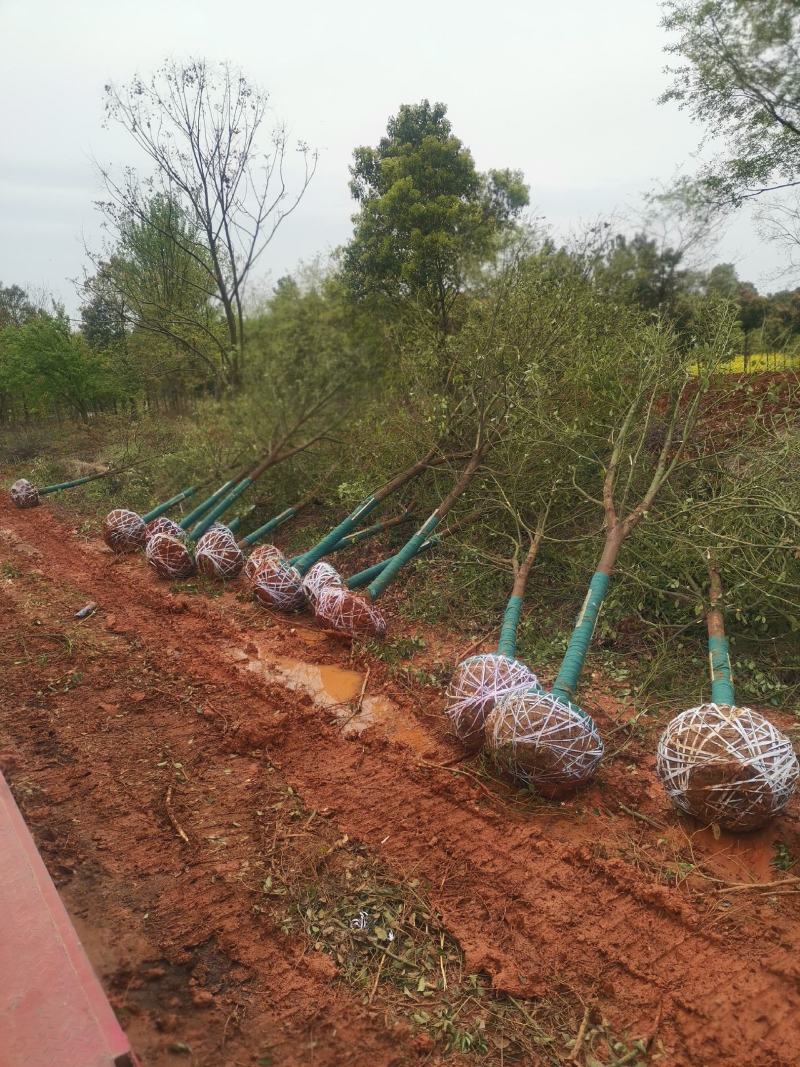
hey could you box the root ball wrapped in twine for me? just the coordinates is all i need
[145,516,183,541]
[446,654,538,753]
[252,558,305,610]
[243,544,284,583]
[195,528,245,580]
[145,532,196,580]
[10,479,40,508]
[656,703,798,831]
[205,521,235,537]
[314,585,387,637]
[486,689,604,796]
[301,562,344,607]
[103,508,148,553]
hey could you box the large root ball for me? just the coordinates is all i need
[103,508,147,553]
[195,528,245,580]
[656,703,799,831]
[314,585,387,637]
[486,690,604,796]
[252,558,305,610]
[243,544,284,583]
[145,532,196,580]
[145,516,183,541]
[445,653,538,753]
[301,561,344,608]
[10,478,40,508]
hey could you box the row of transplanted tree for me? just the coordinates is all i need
[3,10,799,701]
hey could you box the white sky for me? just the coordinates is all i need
[0,0,794,318]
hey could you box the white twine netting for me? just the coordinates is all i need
[445,654,538,752]
[301,562,344,607]
[195,528,245,580]
[252,558,305,610]
[145,532,196,580]
[486,689,604,796]
[103,508,148,553]
[205,521,234,537]
[314,585,387,637]
[656,703,799,831]
[10,479,40,508]
[243,543,284,583]
[145,516,183,541]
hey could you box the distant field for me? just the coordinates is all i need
[689,351,800,375]
[719,352,799,373]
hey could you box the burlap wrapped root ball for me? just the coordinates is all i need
[301,561,344,608]
[145,531,196,580]
[243,544,284,583]
[656,703,799,831]
[252,558,305,610]
[10,478,40,508]
[486,690,604,796]
[314,585,387,637]
[195,528,245,580]
[103,508,148,553]
[445,654,539,753]
[145,516,183,541]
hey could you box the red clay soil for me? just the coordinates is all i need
[2,497,800,1066]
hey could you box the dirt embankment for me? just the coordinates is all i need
[1,498,799,1066]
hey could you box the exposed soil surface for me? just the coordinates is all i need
[1,497,800,1066]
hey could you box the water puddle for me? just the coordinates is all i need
[226,639,435,756]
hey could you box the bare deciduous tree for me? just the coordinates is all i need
[100,59,318,388]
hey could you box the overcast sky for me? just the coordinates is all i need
[0,0,793,318]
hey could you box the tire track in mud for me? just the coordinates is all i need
[0,515,443,1066]
[2,501,800,1066]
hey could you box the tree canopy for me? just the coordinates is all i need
[342,100,529,334]
[661,0,800,204]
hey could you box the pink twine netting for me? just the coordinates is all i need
[103,508,148,553]
[314,585,387,637]
[145,516,183,541]
[252,558,305,610]
[145,532,196,580]
[195,528,245,580]
[10,479,40,508]
[486,690,604,796]
[445,654,538,752]
[656,703,799,831]
[243,544,285,583]
[301,562,344,607]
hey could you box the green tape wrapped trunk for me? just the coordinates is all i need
[551,571,610,703]
[366,512,440,600]
[708,633,735,706]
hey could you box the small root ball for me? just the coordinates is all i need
[486,690,604,796]
[656,703,799,831]
[445,653,538,753]
[10,479,40,508]
[244,543,285,583]
[103,508,147,553]
[145,516,183,541]
[145,532,196,580]
[301,561,344,607]
[195,528,245,580]
[252,558,305,610]
[314,585,387,637]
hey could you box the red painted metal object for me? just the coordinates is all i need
[0,772,138,1066]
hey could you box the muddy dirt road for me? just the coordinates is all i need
[1,498,799,1066]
